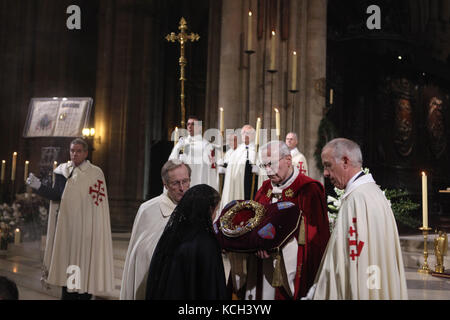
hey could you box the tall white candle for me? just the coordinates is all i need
[291,51,297,91]
[422,172,428,228]
[24,161,29,182]
[11,152,17,181]
[247,11,253,51]
[330,88,334,105]
[14,228,21,245]
[1,160,5,182]
[255,117,261,147]
[270,31,276,70]
[219,108,224,134]
[174,127,179,146]
[274,108,280,139]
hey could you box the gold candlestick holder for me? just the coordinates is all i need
[418,226,432,274]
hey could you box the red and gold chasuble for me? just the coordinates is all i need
[254,173,330,299]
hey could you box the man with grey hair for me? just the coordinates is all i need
[121,160,191,299]
[308,138,408,299]
[27,138,114,300]
[227,140,329,300]
[285,132,308,175]
[220,125,259,210]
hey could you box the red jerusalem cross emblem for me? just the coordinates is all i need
[348,218,364,261]
[297,162,307,175]
[89,180,106,206]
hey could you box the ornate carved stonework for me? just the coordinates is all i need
[392,78,414,157]
[424,87,447,159]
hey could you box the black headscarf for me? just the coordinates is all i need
[146,184,222,299]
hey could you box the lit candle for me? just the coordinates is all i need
[291,51,298,91]
[11,152,17,181]
[14,228,21,245]
[219,108,224,134]
[1,160,5,182]
[330,88,334,105]
[422,172,428,228]
[53,161,58,184]
[24,161,29,182]
[270,31,276,70]
[247,11,253,51]
[255,117,261,147]
[174,127,179,146]
[274,108,280,139]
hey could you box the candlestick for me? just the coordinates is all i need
[1,160,5,182]
[270,31,276,71]
[247,11,253,52]
[422,172,428,228]
[11,152,17,181]
[14,228,21,245]
[418,226,432,274]
[291,51,297,91]
[274,108,280,139]
[24,161,29,182]
[330,88,334,105]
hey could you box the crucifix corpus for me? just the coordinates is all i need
[166,17,200,129]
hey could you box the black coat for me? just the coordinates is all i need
[145,230,229,300]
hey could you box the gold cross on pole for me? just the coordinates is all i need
[166,17,200,129]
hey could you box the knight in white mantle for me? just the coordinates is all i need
[120,160,191,300]
[309,138,408,300]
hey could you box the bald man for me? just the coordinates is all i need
[220,125,259,210]
[285,132,308,175]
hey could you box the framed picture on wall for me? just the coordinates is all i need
[23,97,93,137]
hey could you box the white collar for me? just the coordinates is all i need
[272,166,299,194]
[342,172,376,200]
[290,147,300,156]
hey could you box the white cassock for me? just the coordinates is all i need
[220,143,257,210]
[120,192,176,300]
[290,148,308,176]
[312,172,408,300]
[44,161,114,295]
[169,134,218,190]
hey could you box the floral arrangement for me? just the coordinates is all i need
[0,193,49,245]
[326,168,420,232]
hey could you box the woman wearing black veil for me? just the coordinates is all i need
[145,184,229,300]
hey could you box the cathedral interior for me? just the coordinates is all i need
[0,0,449,301]
[1,0,449,231]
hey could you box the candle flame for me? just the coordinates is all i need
[274,108,279,113]
[15,228,19,232]
[272,31,276,36]
[25,161,29,164]
[249,11,252,16]
[293,51,297,55]
[220,107,224,112]
[2,160,5,164]
[422,171,426,176]
[13,152,17,156]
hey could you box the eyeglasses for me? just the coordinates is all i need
[259,157,286,169]
[167,178,190,188]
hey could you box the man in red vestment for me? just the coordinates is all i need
[248,141,330,300]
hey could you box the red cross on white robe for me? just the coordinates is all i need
[348,218,364,261]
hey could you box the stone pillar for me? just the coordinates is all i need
[303,0,327,181]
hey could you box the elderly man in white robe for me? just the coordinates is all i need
[285,132,308,176]
[169,116,218,190]
[308,138,408,300]
[120,160,191,300]
[220,125,259,210]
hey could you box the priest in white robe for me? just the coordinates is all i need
[169,116,218,190]
[120,160,191,300]
[220,125,259,210]
[310,138,408,300]
[286,132,308,175]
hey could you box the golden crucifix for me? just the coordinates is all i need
[166,17,200,128]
